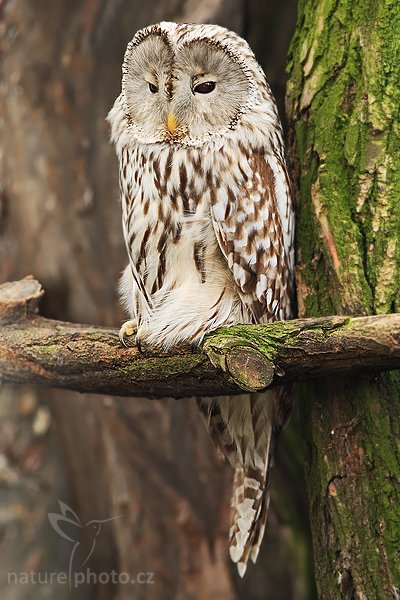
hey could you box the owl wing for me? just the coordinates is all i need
[210,147,294,322]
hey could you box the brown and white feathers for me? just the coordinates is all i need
[108,22,295,576]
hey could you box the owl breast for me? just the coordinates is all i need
[120,141,251,349]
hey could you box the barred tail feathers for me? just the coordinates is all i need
[229,461,272,577]
[197,392,279,576]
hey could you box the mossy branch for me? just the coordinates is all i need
[1,277,400,398]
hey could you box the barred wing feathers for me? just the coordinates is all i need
[210,147,293,322]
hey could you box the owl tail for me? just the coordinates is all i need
[229,459,272,577]
[197,389,293,577]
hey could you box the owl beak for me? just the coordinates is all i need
[167,112,178,135]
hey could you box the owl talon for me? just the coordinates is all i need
[135,337,145,354]
[119,320,138,348]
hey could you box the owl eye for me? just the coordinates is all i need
[193,81,216,94]
[148,82,158,94]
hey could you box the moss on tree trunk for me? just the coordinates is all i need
[287,0,400,597]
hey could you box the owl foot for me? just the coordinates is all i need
[119,320,138,348]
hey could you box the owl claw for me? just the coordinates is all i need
[119,320,138,348]
[135,337,145,354]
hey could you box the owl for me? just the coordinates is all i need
[108,22,295,576]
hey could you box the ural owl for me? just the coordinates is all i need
[108,22,294,576]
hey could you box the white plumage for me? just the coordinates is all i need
[108,21,295,575]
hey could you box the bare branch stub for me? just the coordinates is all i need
[0,277,44,325]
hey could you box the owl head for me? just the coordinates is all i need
[120,22,268,146]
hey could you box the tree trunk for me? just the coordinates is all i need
[287,0,400,598]
[0,2,314,599]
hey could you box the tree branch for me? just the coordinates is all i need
[1,277,400,398]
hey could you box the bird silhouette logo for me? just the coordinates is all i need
[48,501,121,588]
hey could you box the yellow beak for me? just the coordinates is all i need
[167,112,178,134]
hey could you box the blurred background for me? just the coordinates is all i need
[0,1,317,598]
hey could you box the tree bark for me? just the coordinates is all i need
[1,278,400,399]
[0,2,313,599]
[287,0,400,598]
